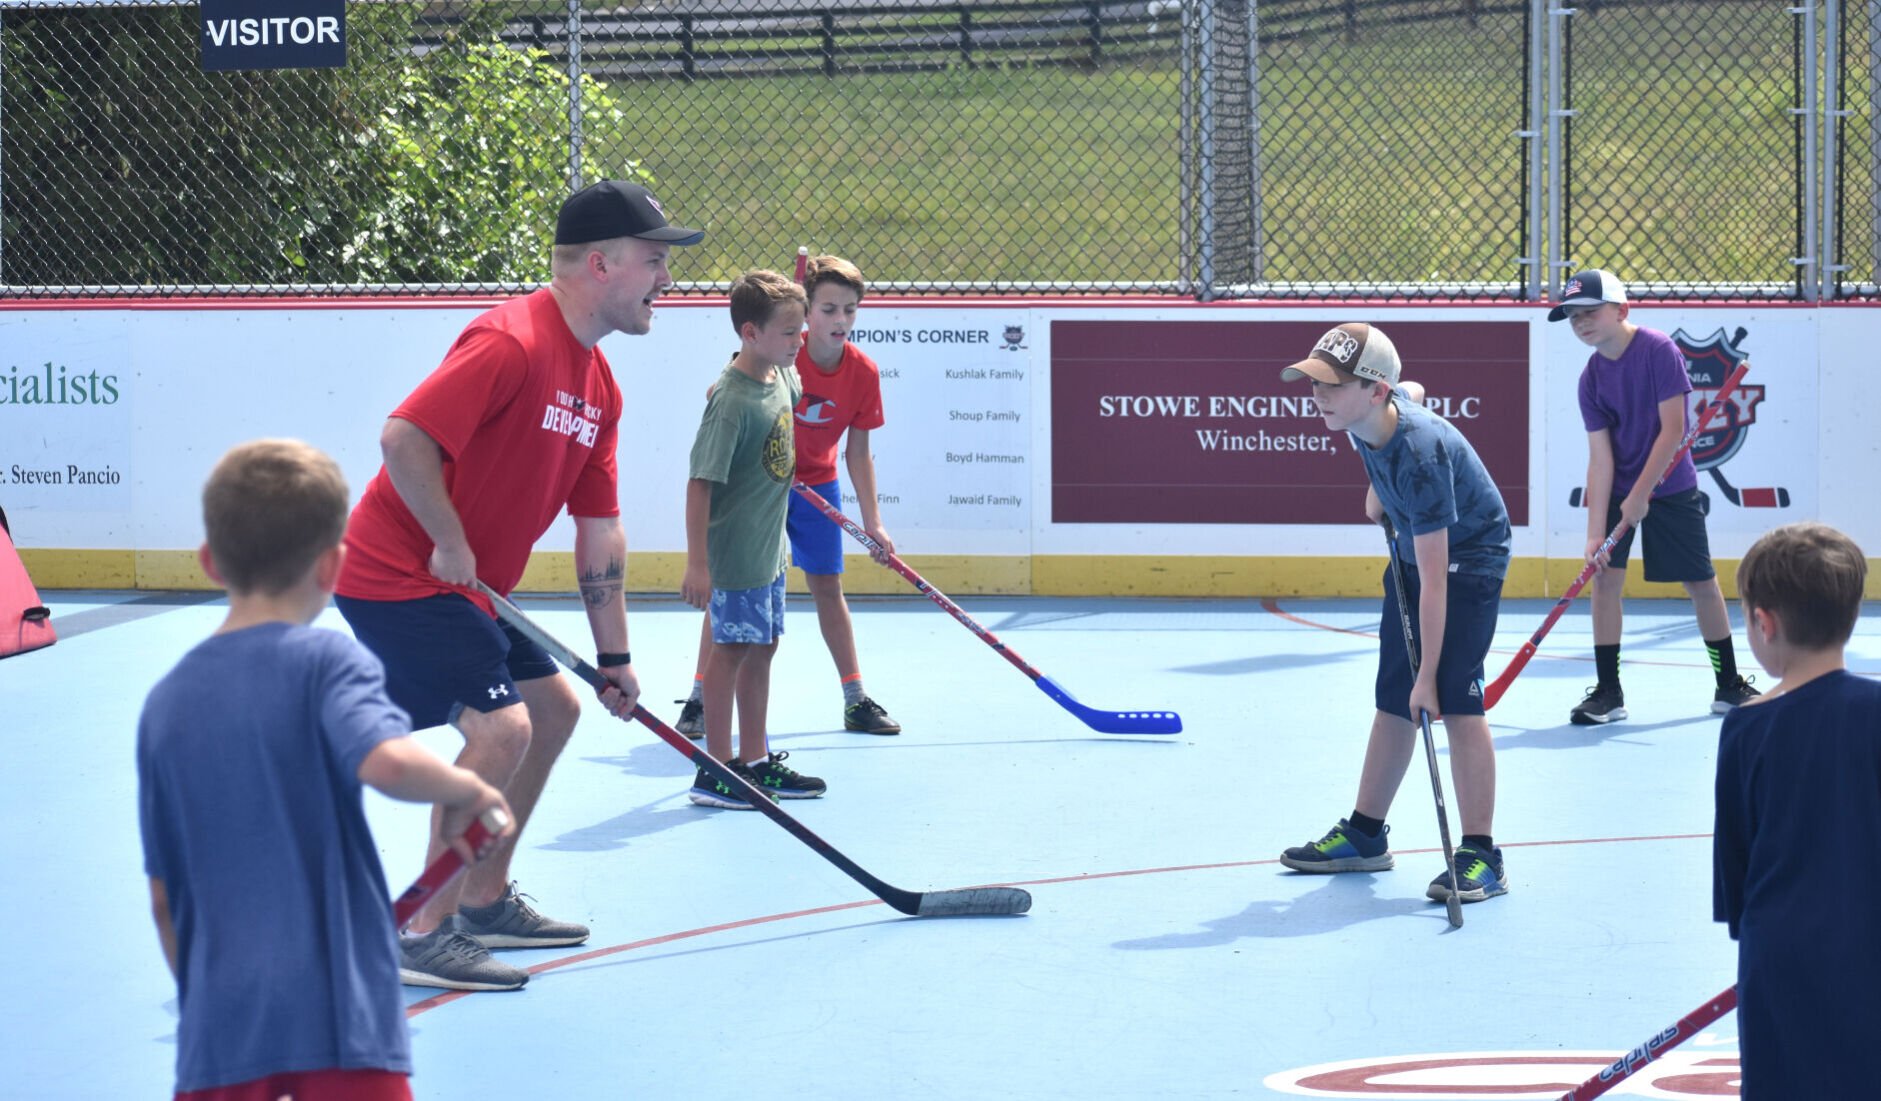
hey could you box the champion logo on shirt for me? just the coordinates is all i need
[798,394,838,426]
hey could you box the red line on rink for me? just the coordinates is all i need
[406,832,1712,1018]
[1262,598,1881,678]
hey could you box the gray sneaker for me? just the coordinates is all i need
[399,916,529,991]
[456,882,590,948]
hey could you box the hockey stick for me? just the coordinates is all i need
[1554,985,1737,1100]
[392,806,511,931]
[1706,464,1789,509]
[1482,360,1749,710]
[474,581,1032,918]
[1381,518,1464,929]
[789,482,1182,735]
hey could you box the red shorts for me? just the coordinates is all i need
[176,1068,412,1101]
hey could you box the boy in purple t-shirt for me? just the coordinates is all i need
[1550,269,1758,725]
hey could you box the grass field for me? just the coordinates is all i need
[590,2,1875,293]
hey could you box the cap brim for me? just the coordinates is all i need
[1280,358,1348,384]
[1547,296,1606,322]
[633,225,706,246]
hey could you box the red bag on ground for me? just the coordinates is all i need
[0,507,56,660]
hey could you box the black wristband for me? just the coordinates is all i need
[597,651,631,666]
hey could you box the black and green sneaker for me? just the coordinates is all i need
[843,696,902,735]
[687,762,773,810]
[1279,818,1394,873]
[745,751,827,799]
[1426,844,1509,903]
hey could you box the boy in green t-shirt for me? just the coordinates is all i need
[681,270,825,808]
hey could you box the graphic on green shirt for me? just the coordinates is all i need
[762,406,795,483]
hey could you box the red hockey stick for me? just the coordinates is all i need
[1483,360,1748,709]
[1555,985,1737,1100]
[392,806,511,931]
[790,483,1181,734]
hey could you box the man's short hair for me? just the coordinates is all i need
[203,439,349,596]
[1736,522,1867,650]
[803,254,865,302]
[729,268,807,333]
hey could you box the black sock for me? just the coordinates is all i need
[1349,811,1386,838]
[1462,833,1495,854]
[1594,643,1622,689]
[1706,636,1739,687]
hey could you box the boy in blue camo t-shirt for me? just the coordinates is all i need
[1275,323,1515,906]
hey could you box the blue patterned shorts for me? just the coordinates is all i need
[710,571,787,645]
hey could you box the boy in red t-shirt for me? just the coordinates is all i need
[675,254,902,735]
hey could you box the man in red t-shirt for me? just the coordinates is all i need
[334,181,702,991]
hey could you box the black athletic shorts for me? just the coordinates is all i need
[1601,486,1715,583]
[334,591,556,730]
[1376,567,1503,720]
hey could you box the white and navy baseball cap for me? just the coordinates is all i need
[555,181,704,246]
[1280,323,1402,387]
[1548,269,1627,321]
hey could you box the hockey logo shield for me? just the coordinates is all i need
[1672,326,1788,508]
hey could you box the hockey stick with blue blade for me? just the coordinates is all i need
[792,483,1181,735]
[476,582,1031,918]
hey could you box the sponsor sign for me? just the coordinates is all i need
[1049,320,1529,525]
[201,0,346,72]
[847,313,1033,546]
[0,315,132,514]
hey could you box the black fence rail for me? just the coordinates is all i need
[417,0,1530,82]
[420,0,1180,79]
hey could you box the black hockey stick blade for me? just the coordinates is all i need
[474,583,1032,919]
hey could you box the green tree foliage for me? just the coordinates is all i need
[0,4,638,289]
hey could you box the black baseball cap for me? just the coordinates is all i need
[554,181,704,246]
[1548,269,1627,321]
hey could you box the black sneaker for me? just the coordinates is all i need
[1426,844,1509,903]
[1711,675,1759,714]
[674,697,704,739]
[745,751,827,799]
[843,696,902,735]
[1569,683,1627,725]
[687,762,774,810]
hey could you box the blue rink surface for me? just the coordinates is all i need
[12,589,1879,1099]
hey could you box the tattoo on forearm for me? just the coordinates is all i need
[578,556,624,610]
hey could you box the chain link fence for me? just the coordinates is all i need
[0,0,1874,297]
[1560,1,1799,297]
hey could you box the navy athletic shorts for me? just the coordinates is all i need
[333,591,556,730]
[1375,566,1503,720]
[787,479,846,576]
[1601,486,1716,583]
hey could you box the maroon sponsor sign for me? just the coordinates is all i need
[1050,320,1529,525]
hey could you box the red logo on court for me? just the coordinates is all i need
[1265,1049,1740,1097]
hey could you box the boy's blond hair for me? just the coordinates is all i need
[203,439,349,596]
[729,268,807,333]
[803,254,865,302]
[1737,522,1867,650]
